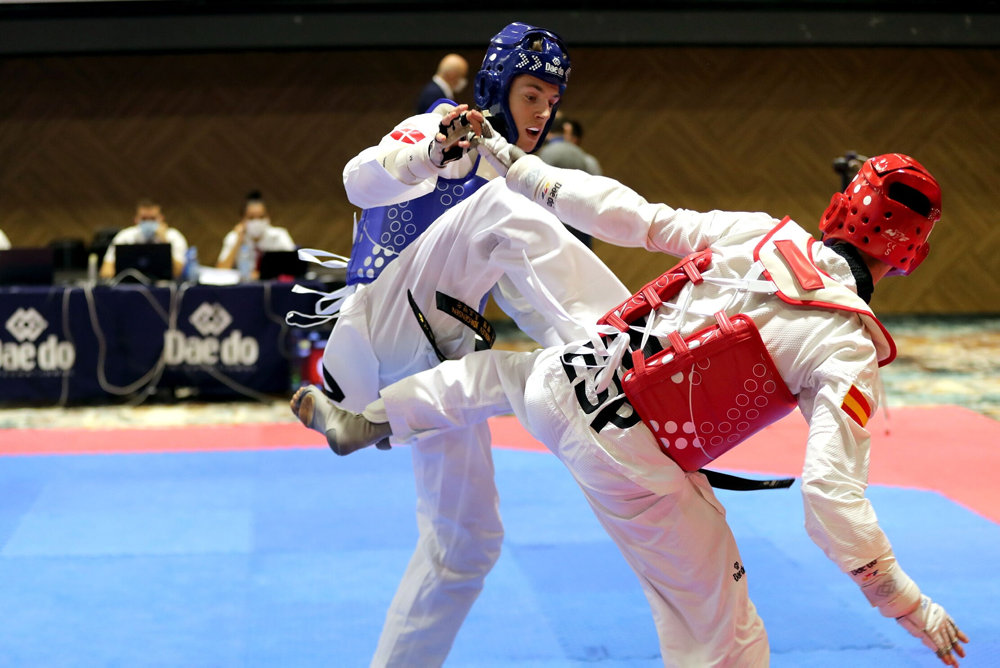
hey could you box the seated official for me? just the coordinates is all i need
[99,199,188,279]
[216,190,295,279]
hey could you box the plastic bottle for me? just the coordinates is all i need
[237,242,255,282]
[87,252,98,286]
[183,246,200,283]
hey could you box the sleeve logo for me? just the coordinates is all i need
[841,384,873,427]
[389,126,426,144]
[540,180,562,208]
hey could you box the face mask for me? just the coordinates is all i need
[245,218,269,239]
[455,77,468,94]
[138,219,160,239]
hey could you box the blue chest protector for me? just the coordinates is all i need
[346,156,489,285]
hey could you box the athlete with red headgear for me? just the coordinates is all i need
[301,151,969,666]
[289,23,632,667]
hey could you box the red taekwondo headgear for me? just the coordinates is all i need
[819,153,942,276]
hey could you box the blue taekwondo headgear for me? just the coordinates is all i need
[473,22,570,151]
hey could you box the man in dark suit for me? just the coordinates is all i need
[415,53,468,113]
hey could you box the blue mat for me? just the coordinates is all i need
[0,446,995,666]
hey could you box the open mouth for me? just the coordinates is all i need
[521,126,543,149]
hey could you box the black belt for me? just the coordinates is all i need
[407,294,793,491]
[407,289,496,362]
[700,469,795,491]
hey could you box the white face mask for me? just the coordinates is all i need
[138,219,160,239]
[244,218,269,239]
[455,77,468,94]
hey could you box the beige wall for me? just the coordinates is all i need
[2,46,998,313]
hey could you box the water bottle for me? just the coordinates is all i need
[87,252,98,286]
[183,246,200,283]
[237,242,255,282]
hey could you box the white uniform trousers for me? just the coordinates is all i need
[371,422,502,668]
[323,288,503,668]
[381,347,770,667]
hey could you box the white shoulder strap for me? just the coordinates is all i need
[285,248,356,328]
[296,248,350,269]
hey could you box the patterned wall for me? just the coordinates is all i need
[1,46,998,313]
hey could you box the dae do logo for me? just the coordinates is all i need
[1,307,76,373]
[164,302,259,367]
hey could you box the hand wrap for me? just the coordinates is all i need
[849,553,966,663]
[505,154,558,207]
[896,594,964,660]
[848,552,921,617]
[473,120,526,177]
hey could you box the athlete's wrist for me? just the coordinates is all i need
[384,139,438,184]
[848,552,921,618]
[506,155,551,205]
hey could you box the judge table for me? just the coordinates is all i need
[0,280,327,405]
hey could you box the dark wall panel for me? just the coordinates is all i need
[1,45,997,313]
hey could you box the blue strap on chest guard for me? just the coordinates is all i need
[346,165,488,285]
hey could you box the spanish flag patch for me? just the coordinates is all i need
[841,384,873,427]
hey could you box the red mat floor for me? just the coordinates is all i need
[4,405,998,523]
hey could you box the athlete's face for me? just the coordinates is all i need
[507,74,561,152]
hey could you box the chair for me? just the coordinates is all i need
[48,237,87,270]
[89,227,121,262]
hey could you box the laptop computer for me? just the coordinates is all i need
[0,247,56,285]
[115,243,174,281]
[258,250,307,281]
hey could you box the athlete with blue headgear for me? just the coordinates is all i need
[289,22,630,667]
[474,22,570,148]
[339,21,570,286]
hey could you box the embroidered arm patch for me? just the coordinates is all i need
[841,384,873,427]
[389,126,426,144]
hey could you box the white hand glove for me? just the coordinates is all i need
[472,119,525,176]
[896,595,968,666]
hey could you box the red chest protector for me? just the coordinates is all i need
[597,250,797,472]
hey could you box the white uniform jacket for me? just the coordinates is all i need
[343,109,491,210]
[328,176,630,398]
[505,156,897,575]
[334,111,627,379]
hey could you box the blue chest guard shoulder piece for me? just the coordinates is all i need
[346,154,488,285]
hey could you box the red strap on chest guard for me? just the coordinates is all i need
[598,250,713,332]
[621,312,797,472]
